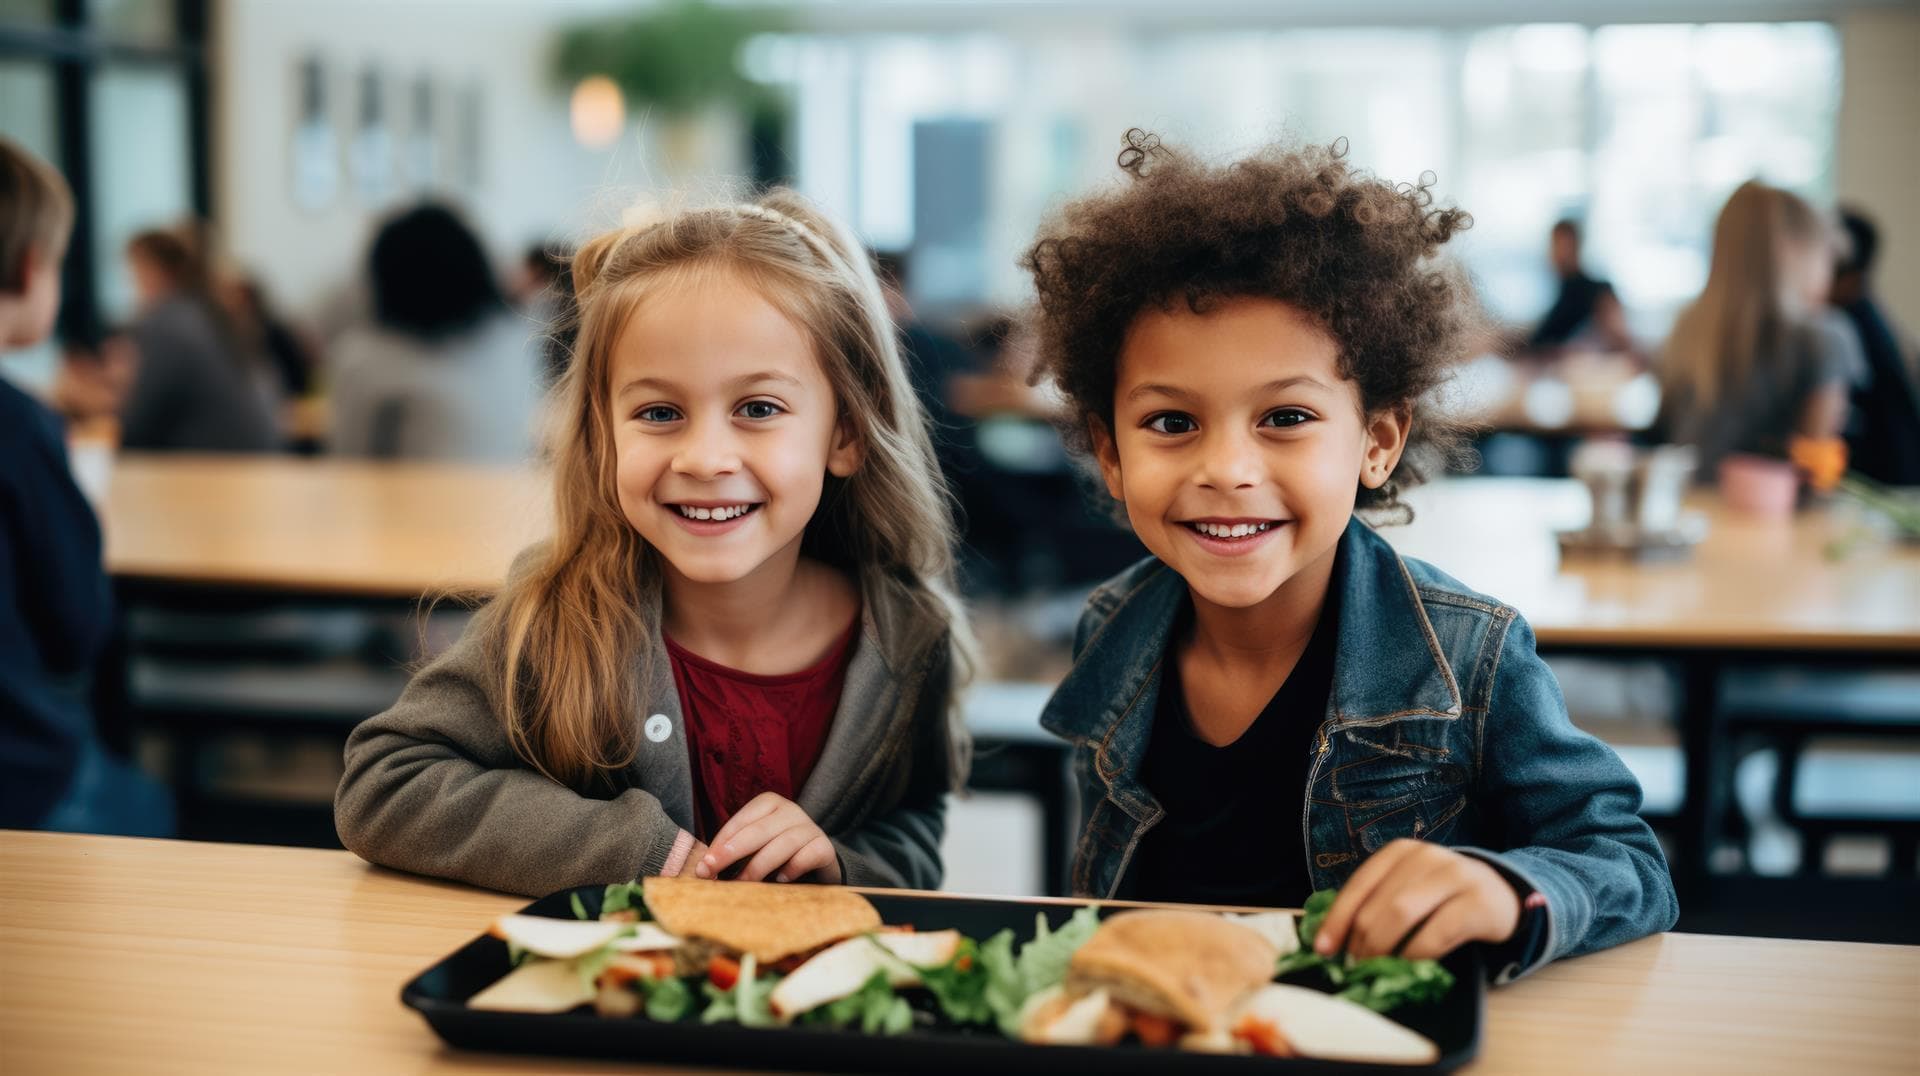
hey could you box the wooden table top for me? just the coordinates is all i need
[2,832,1914,1075]
[1387,478,1920,651]
[99,454,1920,651]
[102,453,551,599]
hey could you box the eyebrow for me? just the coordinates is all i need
[615,370,804,401]
[1125,376,1335,403]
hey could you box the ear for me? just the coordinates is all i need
[8,244,42,293]
[1359,403,1412,490]
[1087,416,1125,502]
[826,416,865,478]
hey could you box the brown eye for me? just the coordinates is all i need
[1261,408,1312,428]
[1145,412,1196,434]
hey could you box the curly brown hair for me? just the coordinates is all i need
[1023,131,1479,514]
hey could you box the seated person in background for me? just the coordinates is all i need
[1831,207,1920,485]
[330,204,541,463]
[511,241,577,389]
[118,226,282,453]
[217,270,321,401]
[1528,218,1634,355]
[1655,181,1864,475]
[0,137,173,835]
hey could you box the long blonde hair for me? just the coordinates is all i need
[1660,180,1833,410]
[493,190,972,788]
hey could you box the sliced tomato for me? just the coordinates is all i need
[1130,1010,1180,1048]
[1232,1014,1293,1057]
[708,955,741,991]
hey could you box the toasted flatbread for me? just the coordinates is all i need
[1066,910,1279,1032]
[639,875,882,964]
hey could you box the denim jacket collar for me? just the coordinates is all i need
[1038,517,1463,817]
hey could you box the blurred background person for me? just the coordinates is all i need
[511,241,576,389]
[1831,207,1920,485]
[115,226,282,453]
[328,203,541,463]
[0,137,172,836]
[1654,181,1864,475]
[1528,217,1636,356]
[218,270,321,402]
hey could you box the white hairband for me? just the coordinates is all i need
[735,202,834,261]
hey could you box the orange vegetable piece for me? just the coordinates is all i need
[1233,1014,1294,1057]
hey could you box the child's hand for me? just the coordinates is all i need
[697,793,843,884]
[1312,839,1520,960]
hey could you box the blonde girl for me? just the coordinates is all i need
[1656,180,1862,471]
[336,191,971,895]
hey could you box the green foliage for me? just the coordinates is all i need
[551,0,785,115]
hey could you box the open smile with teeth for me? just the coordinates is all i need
[1186,520,1278,540]
[673,503,760,522]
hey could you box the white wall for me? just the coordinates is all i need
[1837,7,1920,335]
[213,0,650,320]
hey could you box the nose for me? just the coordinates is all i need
[1194,426,1261,491]
[670,416,741,480]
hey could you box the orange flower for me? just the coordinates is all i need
[1789,436,1848,492]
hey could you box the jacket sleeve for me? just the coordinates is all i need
[5,400,113,674]
[1460,613,1680,981]
[831,643,964,890]
[334,607,685,896]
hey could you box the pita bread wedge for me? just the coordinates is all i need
[639,875,882,964]
[1065,910,1278,1032]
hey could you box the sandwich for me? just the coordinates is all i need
[474,877,960,1023]
[1021,909,1279,1047]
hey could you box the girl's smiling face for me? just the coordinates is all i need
[608,267,861,589]
[1094,296,1409,612]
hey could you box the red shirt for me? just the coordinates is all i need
[665,616,860,841]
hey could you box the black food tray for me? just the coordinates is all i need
[402,886,1483,1074]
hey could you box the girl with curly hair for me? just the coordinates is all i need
[1029,132,1676,980]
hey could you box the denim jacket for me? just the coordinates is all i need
[1040,517,1679,980]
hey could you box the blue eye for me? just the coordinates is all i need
[1144,412,1196,435]
[738,400,785,420]
[637,405,681,424]
[1261,408,1313,428]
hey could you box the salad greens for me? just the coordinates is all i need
[700,955,780,1028]
[1275,888,1456,1013]
[568,881,649,921]
[899,903,1104,1034]
[798,971,915,1035]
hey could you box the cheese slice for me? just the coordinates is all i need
[611,923,682,952]
[1233,984,1439,1065]
[490,915,626,959]
[1227,911,1300,956]
[467,959,593,1013]
[767,930,961,1016]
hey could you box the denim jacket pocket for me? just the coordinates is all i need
[1324,726,1470,853]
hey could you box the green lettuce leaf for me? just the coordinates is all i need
[978,928,1026,1036]
[642,975,693,1022]
[799,970,913,1035]
[1298,888,1338,948]
[1273,888,1456,1014]
[1017,905,1102,996]
[912,937,992,1026]
[600,881,648,918]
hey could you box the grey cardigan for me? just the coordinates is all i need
[335,569,965,896]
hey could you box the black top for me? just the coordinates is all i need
[1122,561,1343,908]
[1529,271,1615,350]
[0,378,113,826]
